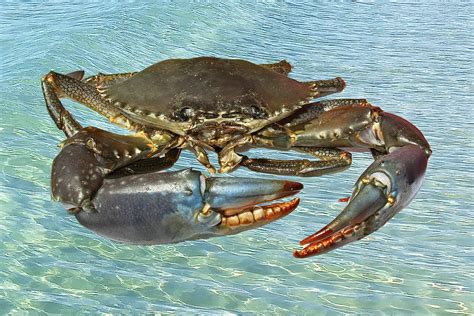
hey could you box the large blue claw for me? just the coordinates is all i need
[294,145,428,257]
[76,169,302,244]
[51,126,302,245]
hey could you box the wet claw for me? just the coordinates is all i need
[294,145,428,258]
[51,126,303,244]
[75,169,302,244]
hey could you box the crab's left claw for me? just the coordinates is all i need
[294,144,429,258]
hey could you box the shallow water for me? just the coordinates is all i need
[1,2,473,314]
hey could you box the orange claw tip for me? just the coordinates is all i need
[292,243,324,258]
[299,225,333,246]
[283,180,304,192]
[293,237,334,258]
[295,225,362,258]
[292,249,307,258]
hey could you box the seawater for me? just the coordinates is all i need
[1,2,472,314]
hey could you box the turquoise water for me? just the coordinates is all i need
[1,2,473,314]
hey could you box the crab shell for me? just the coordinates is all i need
[98,57,319,142]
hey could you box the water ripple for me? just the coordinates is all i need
[1,1,473,314]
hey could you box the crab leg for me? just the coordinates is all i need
[42,73,82,137]
[304,77,346,98]
[287,105,431,257]
[259,60,293,76]
[42,71,136,131]
[188,141,216,174]
[108,148,181,178]
[51,127,163,211]
[83,72,137,87]
[219,99,367,175]
[278,99,370,128]
[241,147,352,177]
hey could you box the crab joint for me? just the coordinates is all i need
[387,195,396,205]
[197,202,217,225]
[201,203,212,215]
[289,131,298,146]
[43,72,56,84]
[85,137,96,150]
[110,115,133,130]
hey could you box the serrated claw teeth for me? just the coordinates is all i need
[221,198,300,230]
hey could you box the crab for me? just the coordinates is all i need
[42,57,431,257]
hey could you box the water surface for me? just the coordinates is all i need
[1,2,473,314]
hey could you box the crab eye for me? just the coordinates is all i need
[244,105,267,119]
[174,107,195,121]
[182,107,194,117]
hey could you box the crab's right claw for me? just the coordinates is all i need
[294,145,429,258]
[75,169,302,244]
[51,125,303,245]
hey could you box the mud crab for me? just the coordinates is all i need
[42,57,431,257]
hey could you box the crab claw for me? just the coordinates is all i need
[294,144,428,258]
[76,169,302,244]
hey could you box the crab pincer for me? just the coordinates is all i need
[76,169,302,244]
[294,145,428,258]
[51,126,302,244]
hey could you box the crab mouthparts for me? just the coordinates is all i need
[219,198,300,229]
